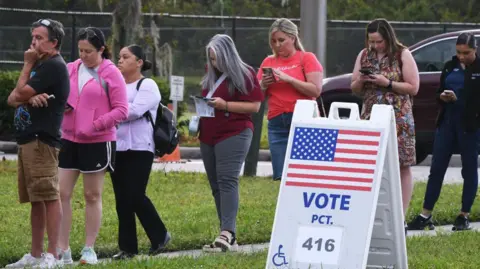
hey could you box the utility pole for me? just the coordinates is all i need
[300,0,327,76]
[243,98,266,177]
[67,0,77,62]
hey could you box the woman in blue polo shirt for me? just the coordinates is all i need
[408,32,480,231]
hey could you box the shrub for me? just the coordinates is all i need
[0,71,20,141]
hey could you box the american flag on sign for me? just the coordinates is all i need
[285,127,382,192]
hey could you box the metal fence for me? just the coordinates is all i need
[2,7,480,77]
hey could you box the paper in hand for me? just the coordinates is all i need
[192,96,215,117]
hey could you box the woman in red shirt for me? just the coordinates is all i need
[257,18,323,180]
[198,34,264,252]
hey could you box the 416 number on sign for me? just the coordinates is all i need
[302,237,335,252]
[294,226,343,265]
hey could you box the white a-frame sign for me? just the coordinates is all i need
[266,101,407,269]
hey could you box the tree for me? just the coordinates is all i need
[110,0,142,61]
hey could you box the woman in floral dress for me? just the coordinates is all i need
[350,19,420,224]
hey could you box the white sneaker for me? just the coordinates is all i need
[79,247,98,265]
[34,253,64,268]
[5,253,42,268]
[56,247,73,265]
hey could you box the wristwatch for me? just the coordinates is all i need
[387,80,393,90]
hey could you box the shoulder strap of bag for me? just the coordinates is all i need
[206,73,227,98]
[300,52,326,117]
[136,77,146,91]
[135,77,155,129]
[84,64,111,107]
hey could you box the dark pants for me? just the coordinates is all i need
[423,113,480,213]
[110,150,167,253]
[268,113,293,180]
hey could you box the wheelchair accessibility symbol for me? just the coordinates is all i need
[272,244,288,267]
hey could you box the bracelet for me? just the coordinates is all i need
[387,80,393,90]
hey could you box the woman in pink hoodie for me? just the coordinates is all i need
[56,27,128,265]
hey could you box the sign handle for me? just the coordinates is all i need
[328,102,360,120]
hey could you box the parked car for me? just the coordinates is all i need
[318,29,480,164]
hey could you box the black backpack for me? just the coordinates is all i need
[136,78,179,157]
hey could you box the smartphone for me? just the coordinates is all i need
[359,68,373,75]
[262,67,276,81]
[192,95,214,101]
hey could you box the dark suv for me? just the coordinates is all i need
[318,29,480,164]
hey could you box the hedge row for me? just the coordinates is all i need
[0,71,189,141]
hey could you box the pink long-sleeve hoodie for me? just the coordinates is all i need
[61,59,128,143]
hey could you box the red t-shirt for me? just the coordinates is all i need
[199,71,264,146]
[257,51,323,120]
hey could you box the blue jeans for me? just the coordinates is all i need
[268,113,293,180]
[423,111,480,213]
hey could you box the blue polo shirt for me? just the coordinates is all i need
[444,63,465,118]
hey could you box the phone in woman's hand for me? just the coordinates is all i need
[359,68,376,79]
[65,102,74,111]
[443,90,456,96]
[262,67,276,81]
[442,90,457,101]
[359,68,373,76]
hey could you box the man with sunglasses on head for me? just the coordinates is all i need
[6,18,69,269]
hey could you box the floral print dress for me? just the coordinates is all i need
[360,48,416,166]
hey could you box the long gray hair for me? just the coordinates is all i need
[201,34,255,95]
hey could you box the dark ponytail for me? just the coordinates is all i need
[101,45,111,59]
[457,32,477,49]
[141,60,152,71]
[127,44,152,71]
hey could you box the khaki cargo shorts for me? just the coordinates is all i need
[17,139,60,203]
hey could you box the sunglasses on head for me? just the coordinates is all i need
[37,19,52,28]
[36,19,58,40]
[78,27,99,40]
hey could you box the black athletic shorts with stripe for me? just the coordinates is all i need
[58,139,116,173]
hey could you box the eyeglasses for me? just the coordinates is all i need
[35,19,58,40]
[78,27,99,40]
[37,19,51,27]
[36,19,56,33]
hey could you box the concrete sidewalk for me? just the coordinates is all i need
[60,222,480,267]
[1,222,476,268]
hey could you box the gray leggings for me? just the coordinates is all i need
[200,128,253,234]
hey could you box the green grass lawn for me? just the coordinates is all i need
[65,232,480,268]
[0,160,479,268]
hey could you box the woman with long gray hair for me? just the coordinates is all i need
[198,34,264,252]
